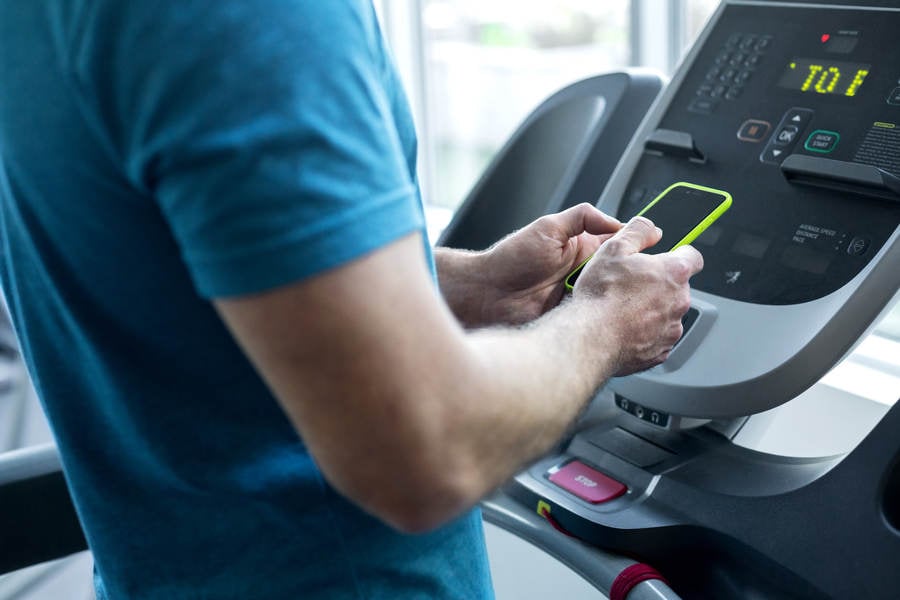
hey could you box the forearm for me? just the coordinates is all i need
[449,298,620,498]
[341,295,621,532]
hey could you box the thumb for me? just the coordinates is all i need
[552,203,622,240]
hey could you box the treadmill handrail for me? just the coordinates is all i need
[0,443,62,483]
[781,154,900,201]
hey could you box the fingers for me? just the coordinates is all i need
[573,231,616,262]
[598,216,663,257]
[551,203,622,239]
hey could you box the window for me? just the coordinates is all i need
[378,1,723,235]
[421,1,632,214]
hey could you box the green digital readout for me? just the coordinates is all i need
[777,58,871,97]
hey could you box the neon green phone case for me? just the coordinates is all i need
[564,182,732,292]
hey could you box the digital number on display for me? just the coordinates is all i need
[777,58,871,97]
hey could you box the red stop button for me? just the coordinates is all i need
[548,460,627,504]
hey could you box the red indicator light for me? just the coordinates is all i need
[821,34,831,43]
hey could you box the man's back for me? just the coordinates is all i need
[0,1,491,597]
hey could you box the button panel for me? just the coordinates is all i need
[548,460,627,504]
[690,33,772,114]
[760,107,814,164]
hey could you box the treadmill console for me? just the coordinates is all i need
[504,6,900,599]
[599,1,900,419]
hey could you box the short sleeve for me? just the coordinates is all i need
[114,1,423,298]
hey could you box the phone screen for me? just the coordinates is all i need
[564,183,731,290]
[637,184,731,255]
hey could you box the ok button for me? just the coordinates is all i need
[774,125,799,146]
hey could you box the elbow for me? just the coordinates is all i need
[324,458,481,535]
[381,506,454,535]
[375,477,478,534]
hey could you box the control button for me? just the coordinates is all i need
[739,35,757,51]
[715,51,731,64]
[726,33,743,47]
[754,36,772,51]
[847,237,870,256]
[706,66,722,81]
[804,129,840,153]
[888,87,900,106]
[782,107,814,129]
[760,146,787,164]
[711,84,727,98]
[744,54,762,68]
[548,460,627,504]
[736,70,752,83]
[774,125,799,146]
[688,97,718,114]
[737,119,771,142]
[720,68,737,82]
[729,52,747,67]
[725,87,742,100]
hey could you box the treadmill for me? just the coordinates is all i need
[2,2,899,599]
[488,1,900,598]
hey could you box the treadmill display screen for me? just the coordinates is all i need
[777,58,870,96]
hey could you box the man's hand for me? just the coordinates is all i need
[574,216,704,375]
[437,203,622,327]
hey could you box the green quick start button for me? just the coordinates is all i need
[805,129,840,153]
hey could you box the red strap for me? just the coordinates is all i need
[537,505,577,538]
[610,563,669,600]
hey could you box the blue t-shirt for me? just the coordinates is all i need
[0,1,492,598]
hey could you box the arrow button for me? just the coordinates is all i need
[760,145,788,165]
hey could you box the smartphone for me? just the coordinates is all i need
[564,182,732,291]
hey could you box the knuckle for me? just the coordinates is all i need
[672,246,704,275]
[670,259,691,281]
[629,216,655,232]
[600,238,626,256]
[534,214,553,228]
[685,246,704,271]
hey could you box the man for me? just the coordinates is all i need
[0,1,701,598]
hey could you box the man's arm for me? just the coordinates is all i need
[436,203,622,328]
[214,217,701,533]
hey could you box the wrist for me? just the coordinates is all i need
[435,247,492,327]
[559,295,625,384]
